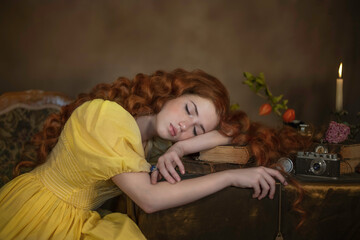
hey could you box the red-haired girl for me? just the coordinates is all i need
[0,69,309,239]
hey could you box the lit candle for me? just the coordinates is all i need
[336,62,343,112]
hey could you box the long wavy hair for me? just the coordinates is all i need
[17,68,311,228]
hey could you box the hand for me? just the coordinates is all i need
[150,145,185,184]
[150,131,231,185]
[229,167,288,200]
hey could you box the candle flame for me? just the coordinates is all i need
[338,62,343,78]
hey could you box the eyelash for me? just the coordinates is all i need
[185,104,191,115]
[185,104,198,136]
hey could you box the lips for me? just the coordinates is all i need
[169,123,177,137]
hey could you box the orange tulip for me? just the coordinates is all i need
[259,103,272,116]
[282,109,295,123]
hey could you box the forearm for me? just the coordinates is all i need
[113,171,231,213]
[147,171,230,212]
[172,130,232,156]
[114,166,287,213]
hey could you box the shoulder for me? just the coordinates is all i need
[78,99,131,117]
[67,99,141,145]
[62,99,149,177]
[74,99,136,125]
[65,99,143,153]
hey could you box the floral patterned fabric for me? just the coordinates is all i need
[0,107,58,187]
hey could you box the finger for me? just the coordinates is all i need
[264,168,287,185]
[151,171,159,185]
[159,161,176,184]
[169,154,185,177]
[258,178,270,200]
[252,182,261,199]
[157,172,163,181]
[165,159,181,182]
[262,173,276,199]
[258,177,270,200]
[172,156,185,175]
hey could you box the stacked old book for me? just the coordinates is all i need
[183,145,253,174]
[328,143,360,174]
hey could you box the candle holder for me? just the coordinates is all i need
[332,109,348,121]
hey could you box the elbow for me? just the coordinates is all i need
[134,193,161,214]
[137,201,158,214]
[142,206,156,214]
[127,185,164,214]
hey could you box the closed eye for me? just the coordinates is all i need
[193,127,198,136]
[185,104,191,115]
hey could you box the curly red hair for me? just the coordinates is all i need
[17,68,311,229]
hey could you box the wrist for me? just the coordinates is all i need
[223,169,237,187]
[211,170,234,188]
[169,142,184,157]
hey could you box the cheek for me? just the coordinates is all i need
[160,105,182,121]
[209,114,220,130]
[167,106,183,117]
[210,121,219,132]
[156,119,168,137]
[177,131,193,141]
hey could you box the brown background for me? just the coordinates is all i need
[0,0,359,127]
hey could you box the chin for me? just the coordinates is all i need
[163,135,176,142]
[162,134,178,142]
[157,131,172,141]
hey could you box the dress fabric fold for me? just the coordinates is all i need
[0,99,150,239]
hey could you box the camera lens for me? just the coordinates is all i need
[313,163,321,171]
[310,158,326,175]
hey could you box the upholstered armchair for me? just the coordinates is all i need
[0,90,71,187]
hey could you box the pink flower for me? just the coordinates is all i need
[325,121,351,144]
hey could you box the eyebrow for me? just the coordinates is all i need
[191,100,206,133]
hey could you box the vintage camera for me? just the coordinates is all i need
[295,151,340,179]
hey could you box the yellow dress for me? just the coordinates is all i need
[0,99,151,240]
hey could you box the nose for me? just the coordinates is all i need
[179,121,187,131]
[179,118,196,132]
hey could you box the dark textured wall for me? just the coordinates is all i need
[0,0,359,127]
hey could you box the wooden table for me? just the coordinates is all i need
[118,173,360,240]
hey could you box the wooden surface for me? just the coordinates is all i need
[122,173,360,240]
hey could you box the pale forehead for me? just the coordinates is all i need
[182,94,219,131]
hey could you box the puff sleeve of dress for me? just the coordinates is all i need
[62,99,151,180]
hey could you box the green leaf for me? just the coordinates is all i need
[255,77,265,86]
[265,88,272,97]
[243,79,253,87]
[275,103,285,110]
[259,72,265,81]
[230,103,240,111]
[244,72,253,80]
[283,99,288,105]
[273,95,283,103]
